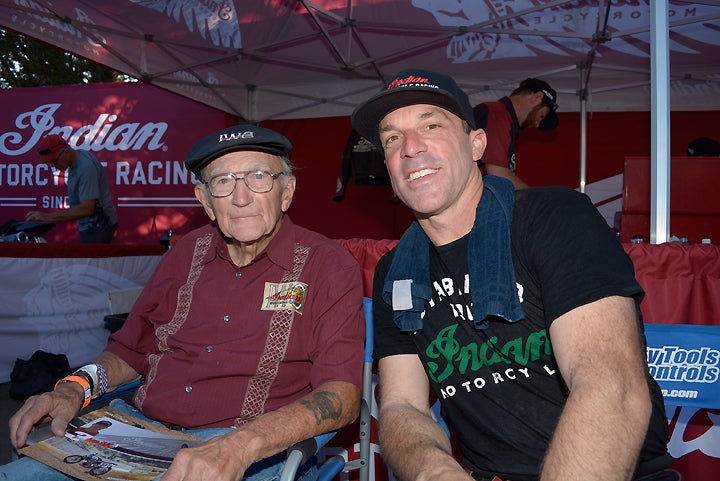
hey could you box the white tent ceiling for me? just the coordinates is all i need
[1,0,719,122]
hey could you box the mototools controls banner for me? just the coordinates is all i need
[646,323,720,409]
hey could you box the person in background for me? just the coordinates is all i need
[351,68,674,481]
[4,124,365,481]
[26,135,118,243]
[473,77,559,189]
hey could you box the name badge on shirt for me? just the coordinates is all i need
[262,281,308,314]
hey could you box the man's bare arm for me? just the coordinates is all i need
[484,164,529,189]
[26,198,97,223]
[378,354,472,481]
[162,380,360,481]
[94,351,143,392]
[541,295,652,481]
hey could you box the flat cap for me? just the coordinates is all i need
[185,125,292,174]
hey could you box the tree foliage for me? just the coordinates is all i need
[0,28,123,88]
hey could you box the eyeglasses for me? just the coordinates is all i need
[205,170,285,197]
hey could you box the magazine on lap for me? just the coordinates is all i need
[20,406,201,481]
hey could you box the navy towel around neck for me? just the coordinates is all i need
[382,175,525,331]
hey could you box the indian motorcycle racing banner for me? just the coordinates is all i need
[0,82,237,244]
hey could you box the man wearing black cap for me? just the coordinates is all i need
[4,125,364,481]
[473,78,559,189]
[352,69,674,481]
[27,134,118,243]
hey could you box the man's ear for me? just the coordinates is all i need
[195,184,216,221]
[533,91,545,107]
[470,128,487,162]
[281,175,296,213]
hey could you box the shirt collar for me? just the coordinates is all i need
[204,216,296,271]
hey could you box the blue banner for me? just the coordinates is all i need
[645,323,720,409]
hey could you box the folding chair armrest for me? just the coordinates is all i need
[280,432,337,481]
[85,377,144,411]
[316,455,347,481]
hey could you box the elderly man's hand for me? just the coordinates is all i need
[9,384,85,449]
[162,432,250,481]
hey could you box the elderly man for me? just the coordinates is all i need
[473,78,559,189]
[26,134,118,243]
[4,125,364,481]
[351,69,674,481]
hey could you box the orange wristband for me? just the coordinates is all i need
[54,375,92,409]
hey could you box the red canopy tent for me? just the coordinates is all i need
[0,1,718,120]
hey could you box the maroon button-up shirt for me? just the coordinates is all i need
[107,217,364,429]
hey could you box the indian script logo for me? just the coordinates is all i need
[426,324,552,383]
[262,281,308,314]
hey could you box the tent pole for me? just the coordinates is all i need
[246,84,256,124]
[650,0,671,245]
[579,65,588,194]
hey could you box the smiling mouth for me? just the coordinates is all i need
[407,168,438,181]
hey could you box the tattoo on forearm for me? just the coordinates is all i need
[301,391,342,424]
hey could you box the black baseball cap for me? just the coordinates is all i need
[351,69,476,151]
[686,137,720,156]
[185,125,292,174]
[517,78,559,131]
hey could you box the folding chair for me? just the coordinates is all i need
[281,297,374,481]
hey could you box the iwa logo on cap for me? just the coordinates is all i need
[388,75,438,90]
[219,131,255,143]
[262,281,308,314]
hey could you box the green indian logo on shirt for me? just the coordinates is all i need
[426,324,553,383]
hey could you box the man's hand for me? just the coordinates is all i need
[162,431,250,481]
[161,380,360,481]
[9,382,85,449]
[25,199,96,223]
[25,211,52,222]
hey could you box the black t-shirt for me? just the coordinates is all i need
[373,187,671,481]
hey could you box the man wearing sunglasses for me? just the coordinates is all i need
[473,78,559,189]
[6,124,364,481]
[27,135,118,243]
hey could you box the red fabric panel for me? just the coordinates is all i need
[625,243,720,326]
[623,157,720,215]
[336,238,398,297]
[620,156,720,244]
[666,406,720,481]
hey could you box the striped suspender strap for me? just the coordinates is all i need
[134,233,213,408]
[236,242,311,425]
